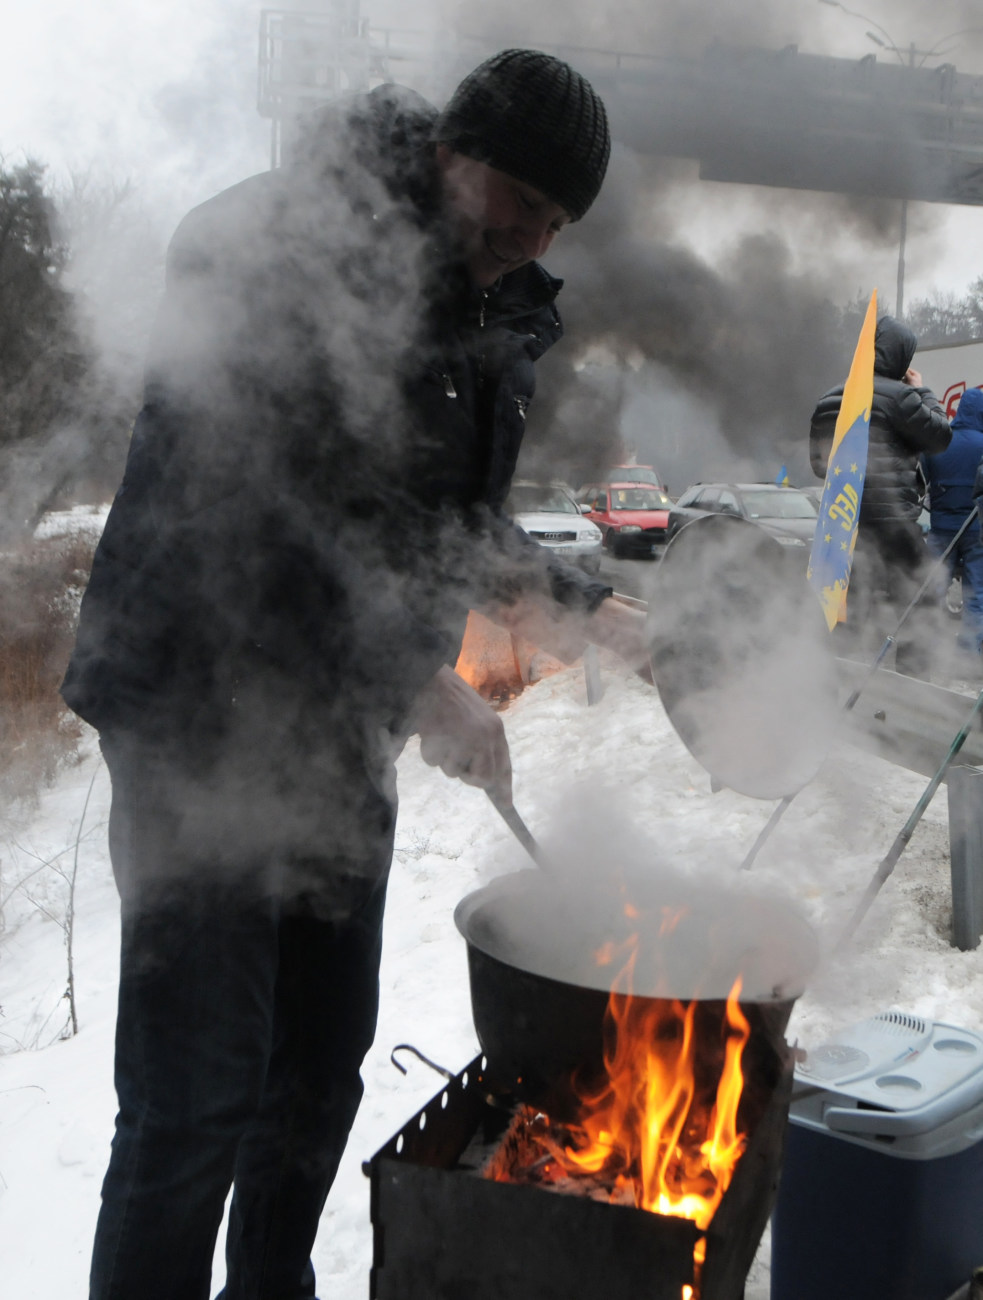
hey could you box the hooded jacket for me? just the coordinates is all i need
[924,387,983,529]
[61,85,610,857]
[810,316,951,525]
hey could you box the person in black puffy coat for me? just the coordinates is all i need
[924,387,983,659]
[65,51,652,1300]
[810,315,950,675]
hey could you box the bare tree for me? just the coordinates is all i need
[0,159,160,542]
[904,288,976,345]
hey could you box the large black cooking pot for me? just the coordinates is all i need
[454,867,818,1118]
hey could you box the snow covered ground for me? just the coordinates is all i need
[32,504,111,544]
[1,646,978,1298]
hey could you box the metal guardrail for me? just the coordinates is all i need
[610,591,648,611]
[835,658,983,780]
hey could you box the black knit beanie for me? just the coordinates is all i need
[433,49,611,221]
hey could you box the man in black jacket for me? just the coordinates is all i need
[810,315,950,675]
[65,51,648,1300]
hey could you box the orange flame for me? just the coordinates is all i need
[561,970,749,1228]
[593,939,621,967]
[545,964,751,1298]
[659,905,689,936]
[453,612,524,698]
[487,929,752,1299]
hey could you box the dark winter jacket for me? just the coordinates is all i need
[809,316,951,525]
[61,85,610,850]
[924,387,983,529]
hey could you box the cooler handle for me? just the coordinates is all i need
[824,1070,983,1138]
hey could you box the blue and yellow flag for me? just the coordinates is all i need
[806,289,877,630]
[775,464,790,486]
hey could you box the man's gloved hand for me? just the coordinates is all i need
[411,664,513,806]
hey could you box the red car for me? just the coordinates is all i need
[577,481,673,558]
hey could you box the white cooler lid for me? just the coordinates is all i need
[792,1011,983,1144]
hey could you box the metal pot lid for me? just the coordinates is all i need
[455,870,819,1003]
[647,513,839,800]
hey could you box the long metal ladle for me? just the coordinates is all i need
[485,790,550,870]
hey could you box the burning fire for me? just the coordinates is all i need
[453,609,574,700]
[561,972,750,1229]
[453,612,524,700]
[487,954,752,1299]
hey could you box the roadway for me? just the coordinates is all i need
[598,550,662,604]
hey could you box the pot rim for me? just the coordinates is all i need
[454,870,819,1004]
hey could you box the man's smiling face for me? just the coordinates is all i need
[436,144,571,288]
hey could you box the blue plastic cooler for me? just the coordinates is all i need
[771,1011,983,1300]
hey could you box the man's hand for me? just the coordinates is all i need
[904,367,923,387]
[586,597,653,683]
[412,664,513,805]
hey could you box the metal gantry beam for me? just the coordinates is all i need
[589,42,983,207]
[257,19,983,203]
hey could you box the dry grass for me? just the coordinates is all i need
[0,531,96,802]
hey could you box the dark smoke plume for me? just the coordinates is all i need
[432,0,983,489]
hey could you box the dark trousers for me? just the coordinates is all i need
[848,520,937,676]
[928,522,983,655]
[90,736,392,1300]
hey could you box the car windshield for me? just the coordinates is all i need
[610,488,670,510]
[741,489,816,520]
[506,484,579,516]
[605,467,659,484]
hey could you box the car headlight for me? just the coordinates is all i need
[618,524,642,533]
[579,529,600,541]
[774,535,806,546]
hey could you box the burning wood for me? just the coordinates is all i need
[368,1043,793,1300]
[481,1106,640,1205]
[481,976,753,1300]
[483,978,750,1221]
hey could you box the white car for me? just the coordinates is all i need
[505,480,603,575]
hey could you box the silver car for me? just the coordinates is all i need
[506,480,604,575]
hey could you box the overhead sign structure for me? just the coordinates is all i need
[257,25,983,206]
